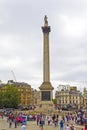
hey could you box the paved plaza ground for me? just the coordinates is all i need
[0,117,84,130]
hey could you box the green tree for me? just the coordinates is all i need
[52,98,57,105]
[0,91,4,107]
[2,84,20,108]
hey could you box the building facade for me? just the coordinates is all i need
[55,85,84,109]
[33,89,40,106]
[83,87,87,109]
[0,80,33,106]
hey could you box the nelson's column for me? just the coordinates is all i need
[39,16,54,110]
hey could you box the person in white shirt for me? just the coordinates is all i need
[21,124,26,130]
[65,124,70,130]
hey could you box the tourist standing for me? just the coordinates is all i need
[65,124,70,130]
[60,119,64,130]
[40,117,44,130]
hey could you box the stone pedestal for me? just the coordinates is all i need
[39,82,54,113]
[35,100,55,114]
[39,82,54,101]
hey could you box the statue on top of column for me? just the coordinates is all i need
[44,15,48,26]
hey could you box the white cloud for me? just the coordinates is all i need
[0,0,87,92]
[60,16,86,37]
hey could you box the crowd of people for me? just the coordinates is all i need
[0,110,27,130]
[0,109,87,130]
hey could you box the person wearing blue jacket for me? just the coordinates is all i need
[60,119,64,130]
[40,117,45,130]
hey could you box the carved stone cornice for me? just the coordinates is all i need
[39,82,54,90]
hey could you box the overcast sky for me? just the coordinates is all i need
[0,0,87,92]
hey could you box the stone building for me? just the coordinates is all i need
[55,85,84,109]
[33,89,40,106]
[0,80,33,106]
[83,87,87,109]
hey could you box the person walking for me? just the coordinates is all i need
[84,124,87,130]
[9,119,12,128]
[21,123,26,130]
[70,124,76,130]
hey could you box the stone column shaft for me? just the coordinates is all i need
[43,33,50,82]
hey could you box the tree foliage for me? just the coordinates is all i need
[0,84,20,108]
[52,98,57,104]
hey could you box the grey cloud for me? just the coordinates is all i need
[0,0,87,90]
